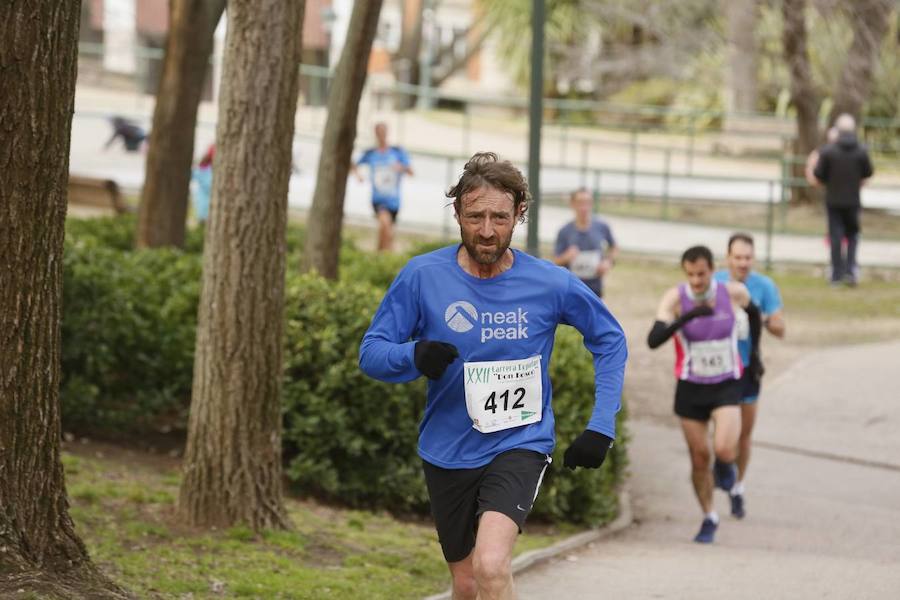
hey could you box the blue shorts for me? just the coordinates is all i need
[739,369,760,404]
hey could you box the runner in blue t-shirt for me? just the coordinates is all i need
[352,122,412,252]
[359,153,627,598]
[554,188,617,298]
[714,232,786,519]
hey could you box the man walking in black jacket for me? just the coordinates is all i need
[814,113,874,286]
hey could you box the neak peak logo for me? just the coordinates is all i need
[445,301,529,342]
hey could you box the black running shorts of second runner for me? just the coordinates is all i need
[674,378,742,421]
[422,449,551,563]
[373,203,398,223]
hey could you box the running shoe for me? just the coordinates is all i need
[693,518,718,544]
[713,460,736,491]
[730,493,746,519]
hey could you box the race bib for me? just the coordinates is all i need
[373,164,399,195]
[464,356,542,434]
[571,250,601,279]
[688,338,735,378]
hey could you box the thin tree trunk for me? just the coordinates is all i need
[0,2,129,598]
[303,0,385,280]
[136,0,226,249]
[828,0,893,124]
[178,0,305,530]
[782,0,820,204]
[393,0,424,109]
[723,0,759,114]
[782,0,819,156]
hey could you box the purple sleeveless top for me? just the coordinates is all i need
[674,281,742,384]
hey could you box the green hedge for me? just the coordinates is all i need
[61,216,627,525]
[61,236,202,432]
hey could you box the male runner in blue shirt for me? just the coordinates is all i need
[554,187,617,298]
[714,232,785,519]
[359,153,627,600]
[352,122,412,252]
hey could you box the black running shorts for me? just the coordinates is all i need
[373,203,398,223]
[422,449,551,563]
[674,378,742,421]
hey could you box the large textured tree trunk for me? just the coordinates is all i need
[782,0,819,204]
[723,0,759,113]
[0,2,129,598]
[136,0,226,249]
[178,0,305,530]
[828,0,893,124]
[303,0,384,280]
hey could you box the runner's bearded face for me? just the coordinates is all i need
[457,186,519,265]
[727,240,754,282]
[683,258,713,297]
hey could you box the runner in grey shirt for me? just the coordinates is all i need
[554,188,617,297]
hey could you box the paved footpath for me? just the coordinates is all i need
[516,340,900,600]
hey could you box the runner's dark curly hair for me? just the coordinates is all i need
[446,152,530,223]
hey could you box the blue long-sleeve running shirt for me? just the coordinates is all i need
[359,245,628,469]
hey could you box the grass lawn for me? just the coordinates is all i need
[63,449,577,599]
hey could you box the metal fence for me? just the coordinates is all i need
[75,43,900,268]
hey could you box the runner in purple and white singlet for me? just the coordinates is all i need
[647,245,761,544]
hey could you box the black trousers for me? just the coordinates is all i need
[826,205,860,282]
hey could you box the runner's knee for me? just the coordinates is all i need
[689,446,711,471]
[472,549,511,590]
[713,442,737,463]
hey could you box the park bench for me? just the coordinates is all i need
[67,175,132,215]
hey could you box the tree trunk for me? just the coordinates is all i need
[723,0,759,114]
[303,0,385,280]
[782,0,819,156]
[392,0,424,110]
[828,0,893,124]
[136,0,226,249]
[782,0,820,204]
[178,0,305,531]
[0,2,129,598]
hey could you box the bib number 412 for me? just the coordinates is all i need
[484,387,525,414]
[463,355,543,433]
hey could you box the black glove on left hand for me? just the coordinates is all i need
[563,430,614,470]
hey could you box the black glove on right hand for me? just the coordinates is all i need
[414,340,459,380]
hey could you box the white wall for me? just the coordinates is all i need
[103,0,137,74]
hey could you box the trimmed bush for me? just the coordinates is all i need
[61,216,627,524]
[61,236,201,433]
[281,274,430,514]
